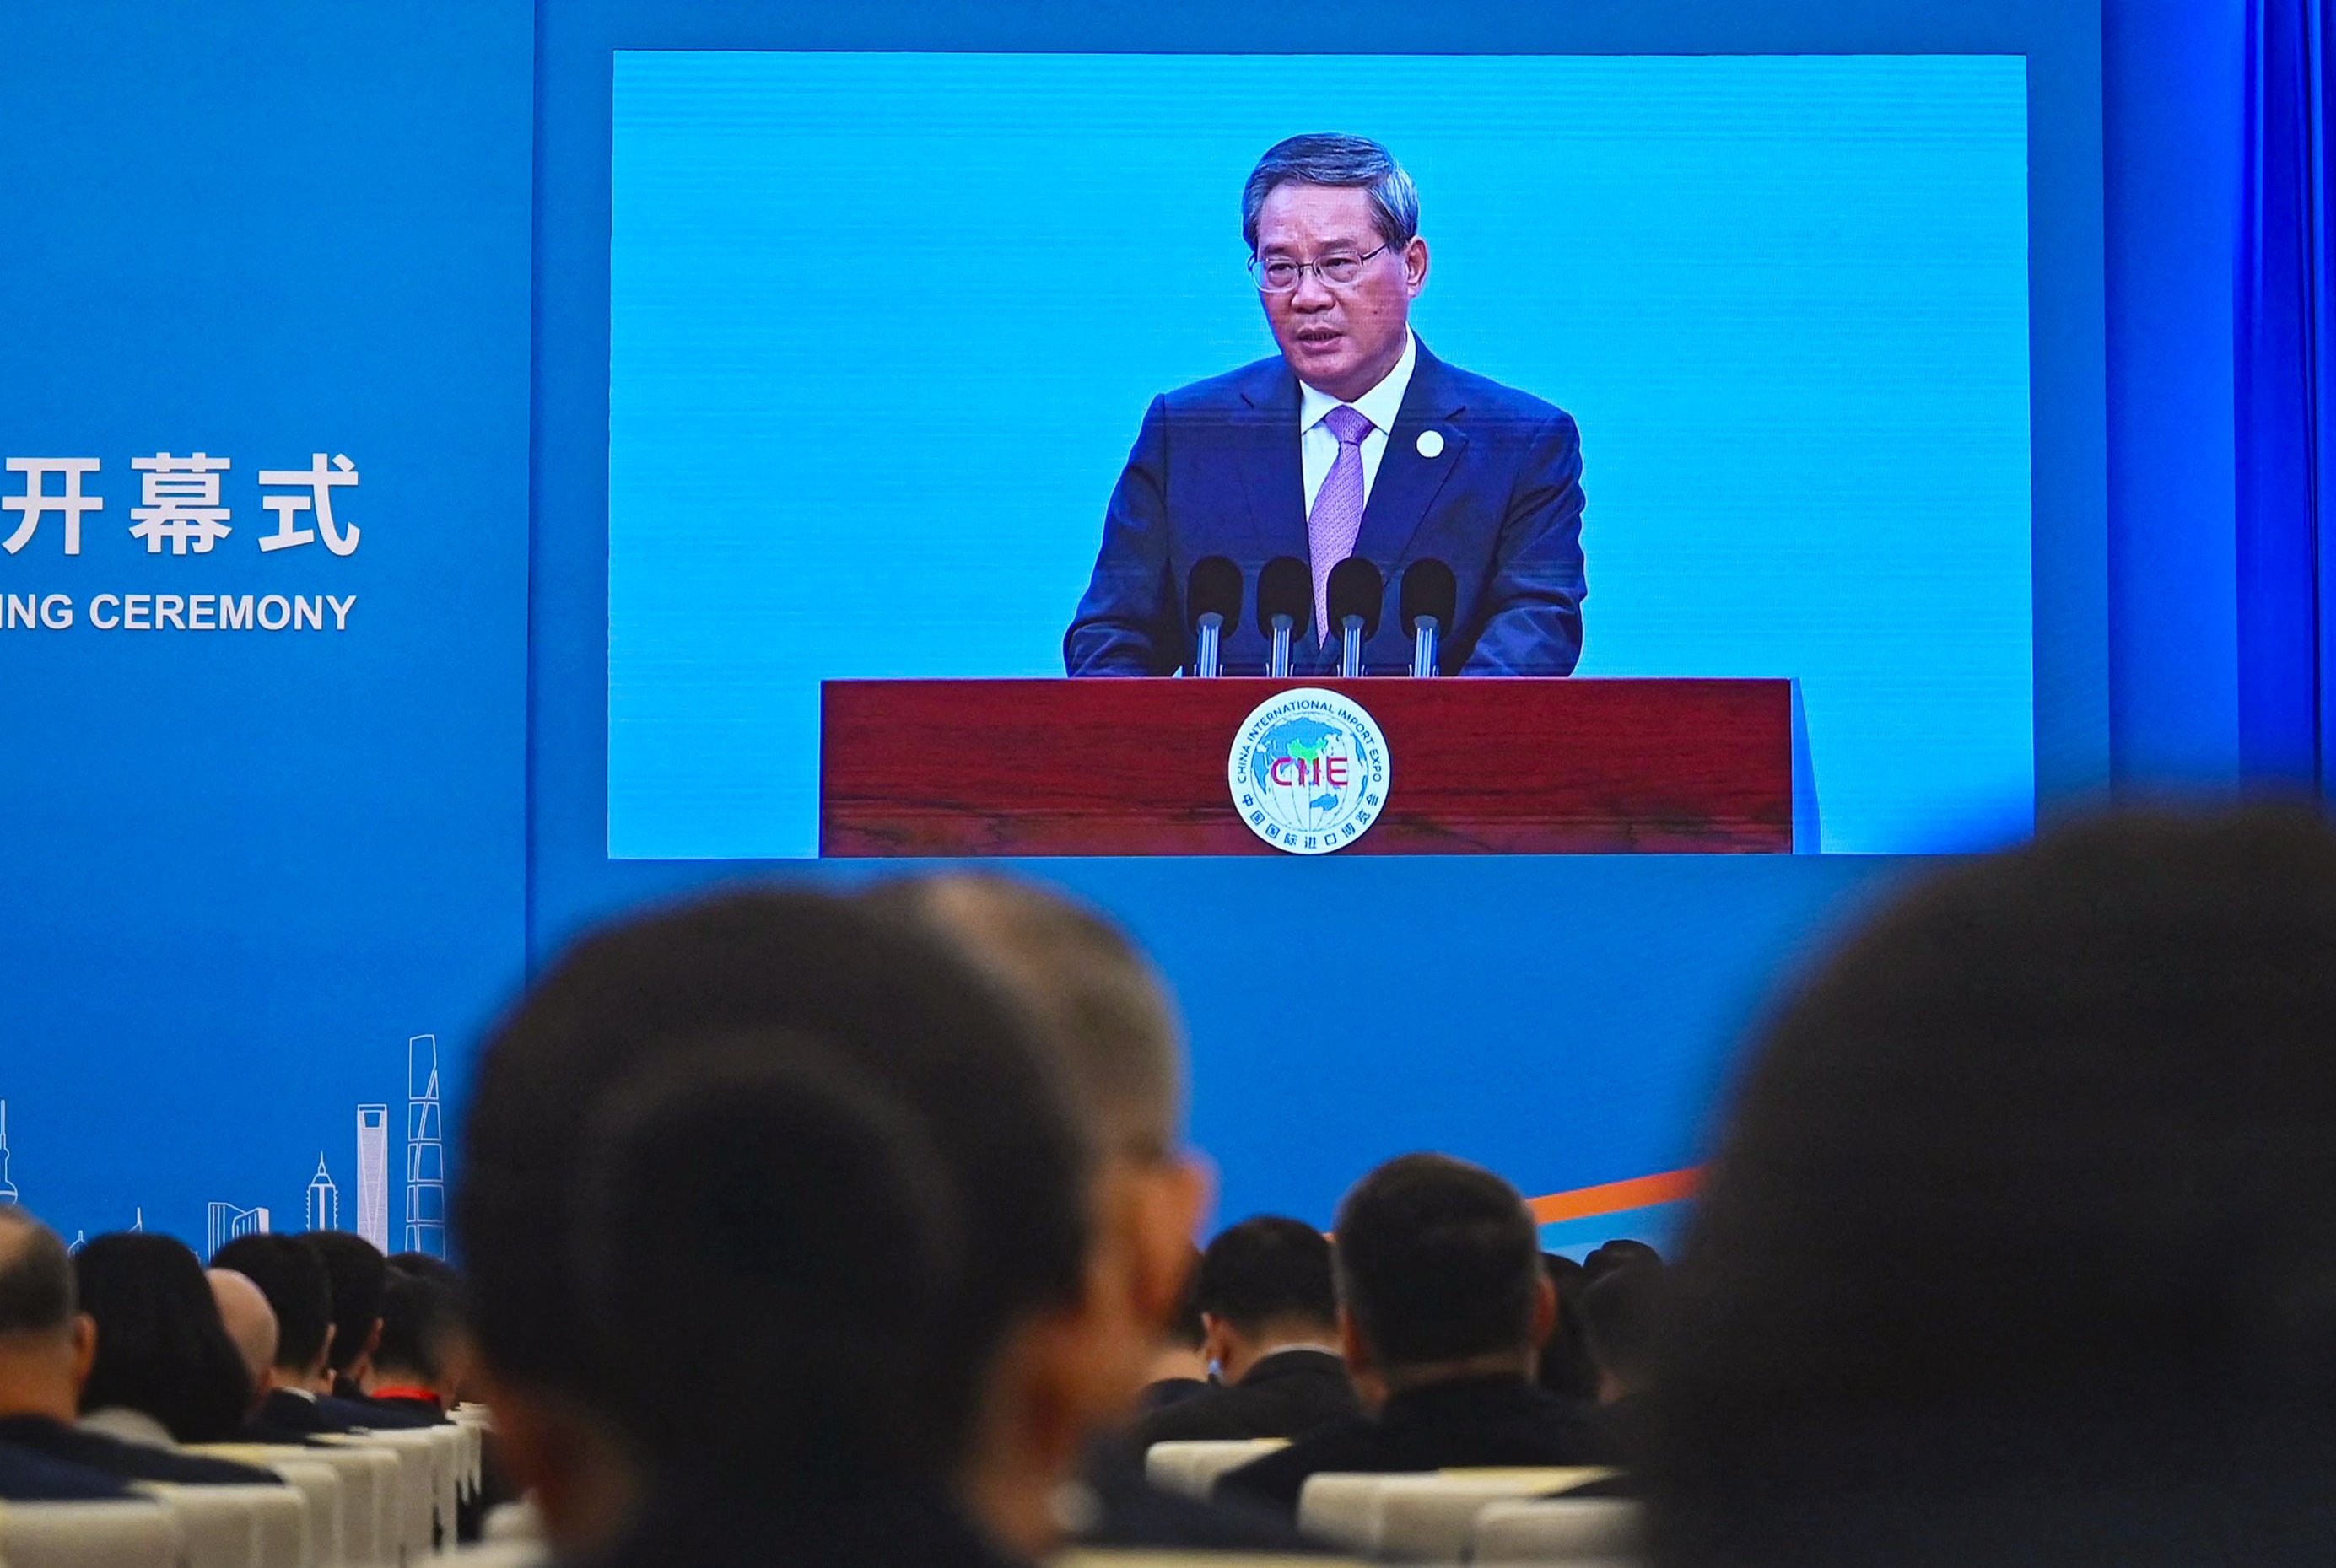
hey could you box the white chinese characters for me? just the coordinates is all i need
[258,454,361,555]
[0,454,362,556]
[2,459,103,556]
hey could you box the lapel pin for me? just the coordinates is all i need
[1416,428,1445,458]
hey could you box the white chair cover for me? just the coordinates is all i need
[138,1482,313,1568]
[1372,1472,1619,1561]
[1468,1497,1643,1565]
[199,1445,393,1568]
[1140,1440,1287,1501]
[0,1500,182,1568]
[318,1436,433,1561]
[1293,1474,1392,1552]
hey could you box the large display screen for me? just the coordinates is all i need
[608,51,2032,858]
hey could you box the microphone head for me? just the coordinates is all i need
[1326,557,1384,639]
[1400,558,1459,636]
[1255,556,1313,638]
[1185,556,1243,629]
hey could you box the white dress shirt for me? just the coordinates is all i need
[1299,330,1419,517]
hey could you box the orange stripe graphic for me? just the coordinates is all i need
[1526,1167,1700,1226]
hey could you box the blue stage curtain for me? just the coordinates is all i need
[2238,0,2336,783]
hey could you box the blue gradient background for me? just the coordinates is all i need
[609,52,2035,858]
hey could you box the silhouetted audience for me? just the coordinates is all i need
[0,1211,278,1489]
[1534,1252,1600,1404]
[1217,1154,1603,1516]
[361,1271,461,1420]
[72,1232,259,1449]
[1647,806,2336,1567]
[1130,1216,1356,1447]
[455,888,1092,1565]
[213,1232,380,1438]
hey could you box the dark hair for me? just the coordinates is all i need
[386,1253,460,1286]
[576,1039,960,1484]
[1535,1253,1600,1402]
[1583,1238,1663,1279]
[211,1235,333,1374]
[0,1209,75,1335]
[375,1271,460,1385]
[1649,806,2336,1566]
[1334,1154,1540,1369]
[303,1232,389,1383]
[1578,1262,1663,1391]
[866,875,1183,1156]
[455,888,1090,1459]
[74,1233,252,1442]
[1242,133,1420,253]
[1196,1216,1338,1336]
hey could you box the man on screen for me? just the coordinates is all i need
[1065,133,1586,677]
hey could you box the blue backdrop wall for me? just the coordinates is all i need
[0,0,2262,1251]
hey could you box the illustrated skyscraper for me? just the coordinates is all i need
[305,1154,341,1231]
[356,1105,390,1250]
[404,1034,445,1258]
[207,1202,269,1259]
[0,1100,18,1206]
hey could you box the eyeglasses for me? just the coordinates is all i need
[1249,243,1394,293]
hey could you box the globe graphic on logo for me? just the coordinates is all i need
[1227,688,1392,854]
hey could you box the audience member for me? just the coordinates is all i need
[304,1231,391,1398]
[455,889,1092,1563]
[572,1039,1005,1565]
[0,1210,275,1488]
[875,874,1318,1552]
[211,1233,418,1437]
[1647,806,2336,1568]
[1534,1252,1600,1404]
[1581,1237,1662,1279]
[361,1270,461,1420]
[1130,1217,1356,1447]
[55,1231,279,1479]
[1217,1154,1602,1516]
[204,1267,278,1413]
[1133,1255,1210,1415]
[1573,1259,1663,1484]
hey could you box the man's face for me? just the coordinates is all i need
[1254,182,1428,402]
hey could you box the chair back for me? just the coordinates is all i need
[1140,1440,1287,1501]
[1468,1498,1642,1565]
[0,1501,182,1568]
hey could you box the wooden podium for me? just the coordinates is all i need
[821,677,1797,856]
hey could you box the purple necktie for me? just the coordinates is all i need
[1308,403,1375,639]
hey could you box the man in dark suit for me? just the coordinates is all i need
[1215,1155,1605,1518]
[211,1234,434,1440]
[1130,1216,1356,1447]
[1066,133,1586,679]
[0,1208,280,1488]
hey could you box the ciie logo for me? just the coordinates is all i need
[1227,687,1392,855]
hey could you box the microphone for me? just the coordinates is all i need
[1400,559,1457,677]
[1326,557,1384,679]
[1185,557,1243,677]
[1254,557,1311,680]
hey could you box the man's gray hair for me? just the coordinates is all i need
[1242,133,1421,253]
[0,1207,75,1337]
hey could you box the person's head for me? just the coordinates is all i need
[1194,1216,1340,1385]
[1332,1154,1553,1401]
[303,1231,388,1393]
[386,1253,459,1285]
[0,1208,94,1422]
[577,1038,962,1490]
[1577,1262,1661,1405]
[73,1232,251,1442]
[369,1270,461,1402]
[866,876,1210,1421]
[1535,1253,1600,1402]
[1243,133,1427,402]
[205,1267,278,1404]
[1648,805,2336,1567]
[456,888,1090,1554]
[210,1234,333,1391]
[1583,1238,1663,1280]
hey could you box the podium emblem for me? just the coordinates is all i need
[1227,687,1392,854]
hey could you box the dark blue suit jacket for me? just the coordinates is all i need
[1065,342,1586,676]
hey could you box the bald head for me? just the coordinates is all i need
[208,1269,279,1390]
[866,875,1184,1159]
